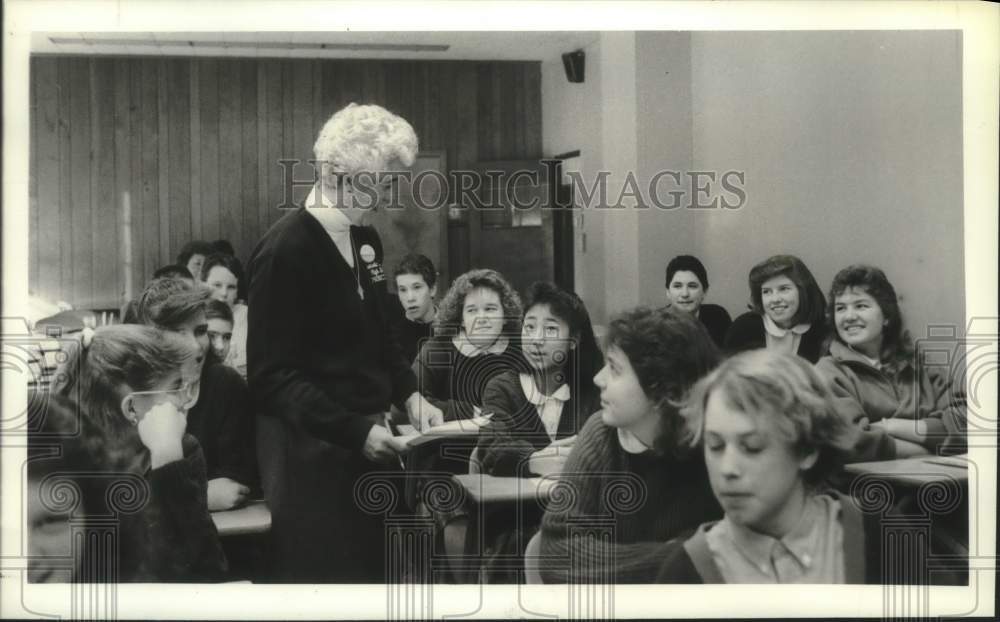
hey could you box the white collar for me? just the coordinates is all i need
[617,428,652,454]
[304,185,352,239]
[452,332,509,357]
[763,314,811,338]
[519,373,571,406]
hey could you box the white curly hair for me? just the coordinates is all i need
[313,103,419,190]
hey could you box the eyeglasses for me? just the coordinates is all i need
[126,381,200,412]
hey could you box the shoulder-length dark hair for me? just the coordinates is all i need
[748,254,826,327]
[522,282,603,402]
[605,306,720,456]
[434,268,523,336]
[827,264,913,365]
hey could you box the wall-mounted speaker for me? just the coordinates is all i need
[562,50,585,83]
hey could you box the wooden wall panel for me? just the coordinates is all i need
[29,56,542,309]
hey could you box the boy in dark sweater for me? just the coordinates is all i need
[391,253,438,364]
[136,277,256,510]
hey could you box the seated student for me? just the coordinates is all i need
[200,253,249,378]
[210,240,247,302]
[177,241,214,286]
[815,265,967,461]
[478,282,603,477]
[392,253,438,364]
[153,264,195,285]
[664,255,732,347]
[538,307,722,583]
[136,277,255,511]
[119,265,196,324]
[27,394,97,583]
[205,299,234,365]
[50,325,227,582]
[656,349,939,584]
[725,254,827,363]
[412,268,523,422]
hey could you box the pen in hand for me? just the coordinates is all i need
[383,412,406,471]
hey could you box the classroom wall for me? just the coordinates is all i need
[687,30,965,338]
[29,56,542,309]
[541,36,606,323]
[546,31,965,337]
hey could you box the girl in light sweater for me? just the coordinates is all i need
[815,264,966,461]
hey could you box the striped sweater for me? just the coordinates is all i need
[538,413,721,583]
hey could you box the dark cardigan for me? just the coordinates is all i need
[186,361,257,489]
[87,434,228,582]
[477,369,600,477]
[538,413,722,583]
[724,311,827,363]
[698,303,733,348]
[247,206,415,582]
[412,333,524,422]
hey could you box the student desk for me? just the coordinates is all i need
[452,474,559,505]
[446,474,560,582]
[402,418,491,510]
[211,500,272,537]
[843,454,969,488]
[842,454,970,572]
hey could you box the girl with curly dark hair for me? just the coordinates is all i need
[412,268,524,422]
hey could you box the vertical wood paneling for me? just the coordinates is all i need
[291,61,314,208]
[139,59,161,282]
[91,58,117,306]
[189,62,202,240]
[199,60,220,241]
[218,60,243,255]
[30,56,542,307]
[260,60,282,231]
[156,61,171,267]
[58,59,73,298]
[280,61,296,220]
[113,59,136,300]
[240,60,259,264]
[128,59,146,288]
[34,59,61,298]
[68,58,93,306]
[166,59,192,255]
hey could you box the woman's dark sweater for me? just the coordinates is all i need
[539,414,722,583]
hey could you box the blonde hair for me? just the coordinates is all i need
[682,349,856,485]
[313,103,418,191]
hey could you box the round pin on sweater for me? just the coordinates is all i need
[359,244,376,263]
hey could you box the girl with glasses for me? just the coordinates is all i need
[51,324,227,582]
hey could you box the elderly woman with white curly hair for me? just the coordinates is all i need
[247,103,443,582]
